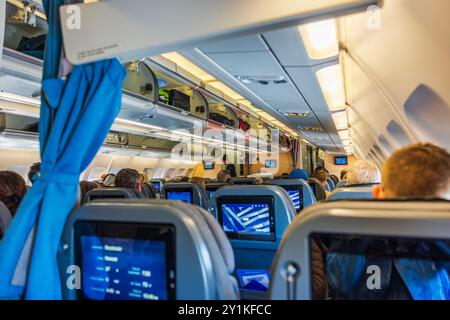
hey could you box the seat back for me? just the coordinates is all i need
[231,177,259,185]
[58,200,239,300]
[336,180,348,188]
[269,200,450,300]
[161,182,208,209]
[141,182,157,199]
[150,179,164,193]
[328,183,378,200]
[205,182,231,200]
[83,187,142,204]
[307,178,327,201]
[0,202,12,240]
[268,179,316,213]
[327,178,335,191]
[209,185,296,299]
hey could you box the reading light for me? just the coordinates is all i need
[331,110,348,131]
[299,19,339,60]
[316,64,346,111]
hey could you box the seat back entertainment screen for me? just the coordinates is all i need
[236,269,271,292]
[166,190,192,204]
[217,196,275,241]
[74,221,176,300]
[151,181,161,193]
[281,185,304,211]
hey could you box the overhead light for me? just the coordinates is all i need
[0,92,40,106]
[316,64,346,111]
[331,110,348,131]
[161,52,215,82]
[299,19,339,60]
[338,129,350,141]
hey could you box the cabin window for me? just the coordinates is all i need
[404,84,450,149]
[87,167,106,181]
[143,168,154,178]
[5,165,29,183]
[166,168,176,179]
[186,169,194,177]
[176,168,186,176]
[108,167,122,175]
[378,135,394,155]
[386,120,412,148]
[153,168,166,179]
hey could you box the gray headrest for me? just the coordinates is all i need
[0,202,12,239]
[83,187,141,204]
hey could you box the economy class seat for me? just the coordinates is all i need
[0,202,12,239]
[268,179,316,213]
[58,200,239,300]
[327,183,379,200]
[327,178,336,191]
[205,182,232,200]
[161,182,208,209]
[307,178,327,201]
[269,199,450,300]
[83,187,143,204]
[208,185,296,299]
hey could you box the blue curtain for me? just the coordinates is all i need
[0,1,126,299]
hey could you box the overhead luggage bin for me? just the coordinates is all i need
[59,0,381,64]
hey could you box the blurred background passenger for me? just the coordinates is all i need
[79,180,100,201]
[373,143,450,200]
[0,171,27,217]
[115,168,141,192]
[289,168,309,180]
[347,160,381,185]
[27,162,41,185]
[313,169,330,196]
[216,170,231,183]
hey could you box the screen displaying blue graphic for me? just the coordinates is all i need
[236,269,271,292]
[166,191,192,203]
[335,156,348,165]
[203,162,215,170]
[152,181,161,193]
[81,236,168,300]
[286,188,303,211]
[219,198,275,241]
[265,160,277,168]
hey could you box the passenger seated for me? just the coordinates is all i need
[115,168,142,193]
[347,160,381,186]
[373,143,450,200]
[79,180,100,201]
[0,171,27,216]
[216,170,231,183]
[27,162,41,185]
[289,168,309,180]
[312,170,330,197]
[327,143,450,300]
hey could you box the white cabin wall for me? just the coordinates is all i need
[340,0,450,159]
[0,147,40,183]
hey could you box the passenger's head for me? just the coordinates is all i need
[115,168,140,190]
[313,169,329,188]
[340,168,348,181]
[0,171,27,216]
[139,173,149,184]
[347,160,381,185]
[27,162,41,185]
[374,143,450,199]
[216,170,230,183]
[79,180,99,201]
[289,168,309,180]
[189,176,206,190]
